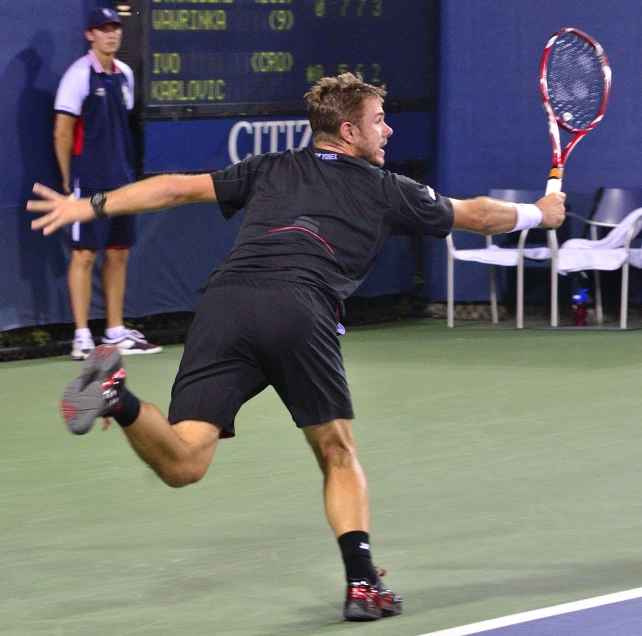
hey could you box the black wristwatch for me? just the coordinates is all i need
[90,192,107,218]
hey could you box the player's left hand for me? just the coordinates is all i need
[28,183,95,236]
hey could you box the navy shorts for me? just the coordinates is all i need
[168,277,354,437]
[70,187,136,250]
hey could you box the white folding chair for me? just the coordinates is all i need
[446,189,557,329]
[557,188,642,328]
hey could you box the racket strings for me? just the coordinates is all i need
[546,34,604,130]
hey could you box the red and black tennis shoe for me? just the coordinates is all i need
[60,345,127,434]
[343,570,403,621]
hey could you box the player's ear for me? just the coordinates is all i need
[339,120,356,142]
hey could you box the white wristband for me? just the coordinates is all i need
[511,203,543,232]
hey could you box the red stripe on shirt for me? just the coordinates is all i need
[73,115,85,155]
[267,226,335,254]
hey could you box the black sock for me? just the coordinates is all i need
[110,389,141,428]
[338,531,378,585]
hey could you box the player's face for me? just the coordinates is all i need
[86,24,123,57]
[352,98,393,167]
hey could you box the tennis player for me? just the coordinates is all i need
[29,73,565,622]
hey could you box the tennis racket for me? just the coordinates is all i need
[540,28,611,195]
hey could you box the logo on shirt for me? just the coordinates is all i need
[121,83,130,106]
[426,185,436,200]
[314,152,338,161]
[94,87,106,97]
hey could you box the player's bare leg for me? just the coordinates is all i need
[303,419,402,621]
[103,247,128,329]
[122,411,222,488]
[60,345,220,486]
[303,419,369,536]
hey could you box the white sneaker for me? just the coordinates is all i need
[71,337,96,361]
[101,329,162,356]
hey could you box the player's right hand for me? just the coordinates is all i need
[28,183,94,236]
[536,192,566,229]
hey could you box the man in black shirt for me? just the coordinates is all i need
[29,73,565,622]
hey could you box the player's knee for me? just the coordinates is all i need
[319,434,358,471]
[305,419,359,472]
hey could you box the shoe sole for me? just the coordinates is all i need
[60,345,123,435]
[118,346,163,355]
[344,601,382,621]
[61,379,106,434]
[344,590,403,621]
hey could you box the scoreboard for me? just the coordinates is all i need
[142,0,438,118]
[113,0,439,170]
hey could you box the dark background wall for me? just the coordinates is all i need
[1,1,641,331]
[438,1,642,197]
[427,0,642,304]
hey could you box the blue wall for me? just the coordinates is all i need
[429,0,642,304]
[2,1,642,331]
[437,1,642,196]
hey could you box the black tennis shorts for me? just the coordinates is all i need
[167,277,354,437]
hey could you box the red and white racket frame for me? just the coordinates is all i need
[539,28,611,195]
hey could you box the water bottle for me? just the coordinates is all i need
[572,288,589,327]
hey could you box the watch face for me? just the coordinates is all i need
[91,193,105,206]
[90,192,106,217]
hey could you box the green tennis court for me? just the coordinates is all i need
[2,321,642,635]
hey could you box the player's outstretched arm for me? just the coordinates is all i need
[28,173,217,236]
[450,192,566,235]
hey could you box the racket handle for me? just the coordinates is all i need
[545,177,562,195]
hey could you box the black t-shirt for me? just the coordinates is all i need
[210,146,453,303]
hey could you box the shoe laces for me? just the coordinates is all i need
[373,567,394,595]
[101,367,126,412]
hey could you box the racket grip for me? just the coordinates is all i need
[545,177,562,195]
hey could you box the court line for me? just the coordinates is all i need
[419,587,642,635]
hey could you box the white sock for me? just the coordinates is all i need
[74,328,92,341]
[105,326,127,340]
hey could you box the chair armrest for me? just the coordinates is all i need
[565,211,590,223]
[566,211,617,229]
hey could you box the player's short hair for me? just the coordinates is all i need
[305,73,387,145]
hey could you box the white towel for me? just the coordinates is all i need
[452,244,551,266]
[557,207,642,274]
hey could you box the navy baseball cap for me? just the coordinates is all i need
[86,8,124,30]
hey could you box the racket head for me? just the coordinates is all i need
[540,28,611,135]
